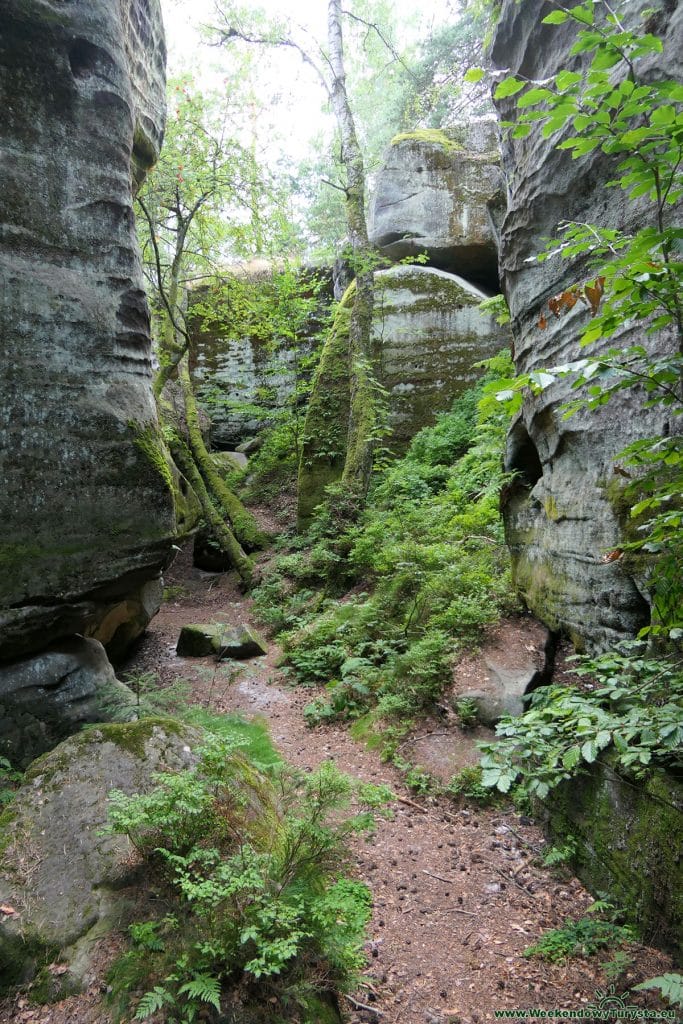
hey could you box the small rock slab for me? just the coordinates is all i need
[451,616,553,726]
[176,623,268,660]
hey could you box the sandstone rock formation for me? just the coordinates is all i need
[490,0,683,649]
[368,123,503,289]
[450,616,553,727]
[0,720,199,996]
[546,759,683,956]
[0,2,174,673]
[0,638,138,768]
[189,268,334,449]
[297,266,510,526]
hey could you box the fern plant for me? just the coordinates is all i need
[105,735,391,1023]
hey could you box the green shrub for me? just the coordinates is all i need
[445,766,498,806]
[0,756,22,806]
[524,909,635,964]
[106,736,391,1023]
[480,644,683,800]
[256,357,518,726]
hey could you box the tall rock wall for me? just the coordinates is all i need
[490,0,683,648]
[0,0,174,667]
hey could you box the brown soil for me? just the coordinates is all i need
[0,546,674,1024]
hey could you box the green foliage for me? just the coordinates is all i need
[0,756,22,807]
[119,671,194,721]
[106,738,390,1022]
[634,973,683,1008]
[478,293,511,326]
[480,645,683,800]
[542,834,578,868]
[524,911,635,964]
[395,11,493,129]
[444,766,499,806]
[401,764,434,796]
[197,266,331,492]
[181,708,282,770]
[453,697,480,730]
[255,360,517,726]
[602,949,634,984]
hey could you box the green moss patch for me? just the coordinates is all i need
[390,128,463,152]
[546,760,683,955]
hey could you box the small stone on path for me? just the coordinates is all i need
[176,623,268,659]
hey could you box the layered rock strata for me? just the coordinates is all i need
[0,0,174,671]
[490,0,683,648]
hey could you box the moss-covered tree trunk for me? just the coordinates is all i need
[328,0,377,502]
[167,431,253,586]
[177,353,265,551]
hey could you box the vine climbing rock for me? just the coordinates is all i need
[490,0,683,648]
[0,4,175,672]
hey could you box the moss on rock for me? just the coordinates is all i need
[390,128,463,152]
[545,758,683,955]
[297,288,354,530]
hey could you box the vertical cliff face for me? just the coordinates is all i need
[490,0,683,648]
[0,0,174,662]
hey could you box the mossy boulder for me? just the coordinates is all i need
[0,719,199,998]
[177,623,268,659]
[369,121,503,288]
[297,265,510,528]
[544,759,683,956]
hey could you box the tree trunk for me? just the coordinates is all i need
[178,353,266,551]
[327,0,377,501]
[168,431,254,586]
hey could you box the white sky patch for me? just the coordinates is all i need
[160,0,457,165]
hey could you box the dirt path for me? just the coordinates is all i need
[121,549,672,1024]
[2,547,672,1024]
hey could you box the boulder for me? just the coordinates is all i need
[0,0,175,666]
[236,436,263,456]
[490,1,683,648]
[297,265,510,527]
[0,720,199,996]
[0,638,138,768]
[451,616,553,726]
[176,623,268,660]
[368,123,503,289]
[217,450,248,470]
